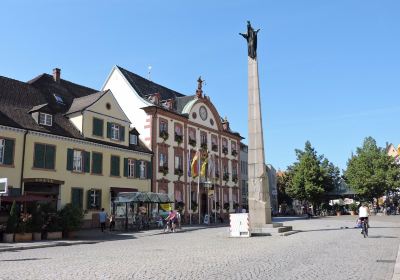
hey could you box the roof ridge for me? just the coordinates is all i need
[116,65,186,98]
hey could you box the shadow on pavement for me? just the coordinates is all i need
[1,258,50,262]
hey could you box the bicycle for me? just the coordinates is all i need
[360,218,368,238]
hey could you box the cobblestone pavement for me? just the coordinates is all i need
[0,215,399,280]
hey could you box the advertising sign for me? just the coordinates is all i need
[0,178,7,194]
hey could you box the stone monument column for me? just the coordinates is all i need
[240,21,272,228]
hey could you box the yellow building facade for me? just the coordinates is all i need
[0,71,152,226]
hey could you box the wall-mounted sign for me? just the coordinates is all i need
[0,178,8,194]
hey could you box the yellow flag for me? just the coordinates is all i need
[201,157,208,177]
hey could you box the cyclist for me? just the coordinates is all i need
[358,203,370,234]
[165,210,177,232]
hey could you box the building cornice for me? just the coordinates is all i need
[0,125,150,156]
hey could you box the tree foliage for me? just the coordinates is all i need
[344,137,400,201]
[286,141,340,205]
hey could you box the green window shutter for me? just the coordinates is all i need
[72,188,83,208]
[124,158,129,177]
[93,118,104,137]
[97,190,102,209]
[135,160,141,178]
[67,148,74,171]
[84,151,90,173]
[92,153,102,174]
[115,156,120,176]
[44,145,55,169]
[111,156,120,176]
[146,161,152,179]
[3,139,14,165]
[107,122,111,139]
[120,126,125,141]
[34,144,45,168]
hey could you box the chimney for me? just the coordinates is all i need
[53,68,61,83]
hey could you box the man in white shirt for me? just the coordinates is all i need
[358,203,370,232]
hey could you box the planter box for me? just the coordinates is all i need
[33,232,42,241]
[3,233,14,243]
[336,211,342,216]
[46,231,62,240]
[14,233,32,242]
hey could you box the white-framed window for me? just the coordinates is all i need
[130,134,138,145]
[39,113,52,126]
[159,153,166,167]
[0,139,4,164]
[160,121,168,133]
[73,150,83,172]
[111,124,120,140]
[128,159,135,177]
[88,189,101,209]
[175,155,182,170]
[140,161,146,179]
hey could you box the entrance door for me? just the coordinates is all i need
[201,193,207,216]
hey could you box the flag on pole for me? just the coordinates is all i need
[207,153,215,179]
[187,152,191,177]
[191,151,200,178]
[200,152,209,178]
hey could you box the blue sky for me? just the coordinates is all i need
[1,1,399,171]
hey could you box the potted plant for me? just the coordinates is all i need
[223,202,230,213]
[31,204,44,241]
[191,200,198,213]
[212,144,218,152]
[59,203,84,239]
[189,138,196,147]
[233,202,239,212]
[44,213,62,240]
[349,203,358,216]
[223,173,229,182]
[159,164,169,176]
[14,212,33,242]
[174,133,183,145]
[175,201,185,213]
[4,200,18,243]
[174,168,183,178]
[160,130,169,141]
[231,150,238,157]
[200,142,208,151]
[333,203,342,216]
[232,175,238,184]
[222,147,228,155]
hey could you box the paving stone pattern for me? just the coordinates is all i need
[0,216,399,280]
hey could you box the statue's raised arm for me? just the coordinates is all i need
[240,21,260,59]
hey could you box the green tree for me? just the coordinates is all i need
[286,141,340,206]
[277,170,293,206]
[344,137,400,202]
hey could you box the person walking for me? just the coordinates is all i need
[109,213,115,231]
[99,208,107,232]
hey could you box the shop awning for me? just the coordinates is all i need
[0,194,56,203]
[114,192,173,204]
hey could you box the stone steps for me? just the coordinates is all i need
[251,225,299,236]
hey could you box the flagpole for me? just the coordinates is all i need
[198,150,201,225]
[189,151,192,225]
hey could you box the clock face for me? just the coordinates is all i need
[199,106,208,121]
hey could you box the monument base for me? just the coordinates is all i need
[251,224,294,236]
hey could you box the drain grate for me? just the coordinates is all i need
[376,260,396,263]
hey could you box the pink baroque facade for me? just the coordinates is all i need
[103,67,243,218]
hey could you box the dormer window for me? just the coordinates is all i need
[53,94,65,105]
[130,134,138,145]
[107,122,125,141]
[39,113,52,126]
